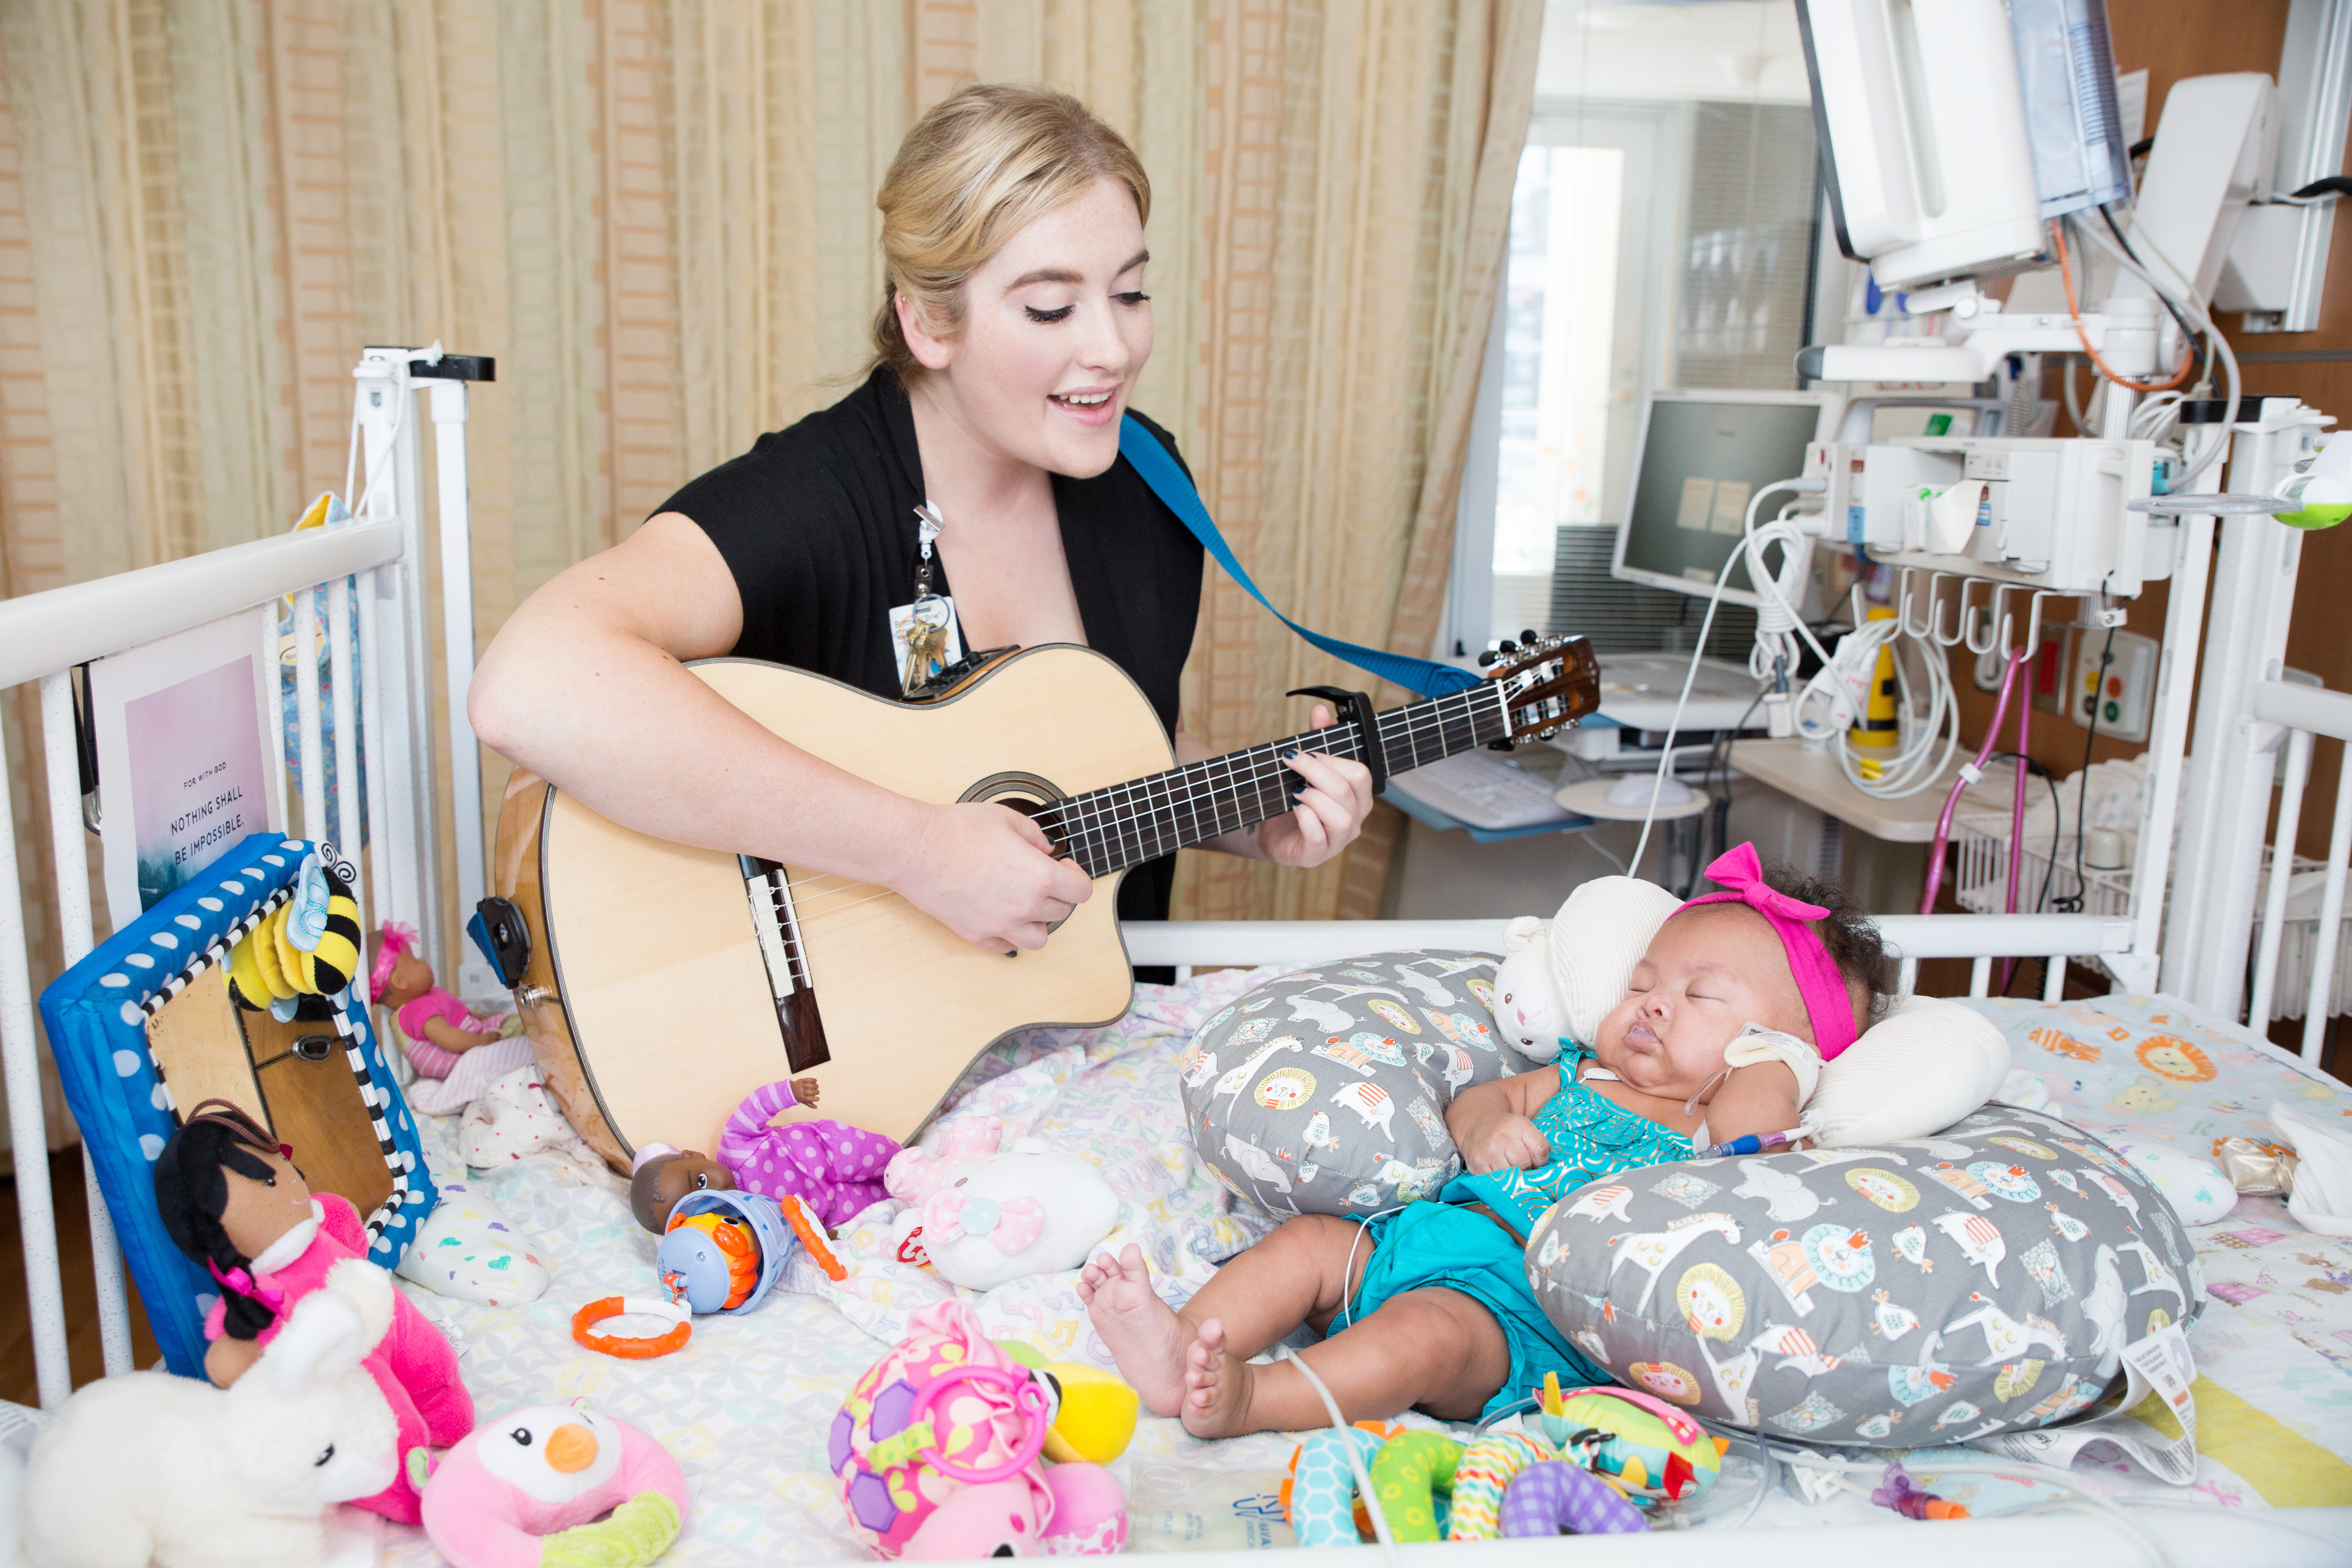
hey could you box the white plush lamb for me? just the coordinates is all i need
[22,1258,402,1568]
[1491,875,2009,1147]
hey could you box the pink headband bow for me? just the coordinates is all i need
[1673,842,1859,1061]
[207,1258,285,1313]
[369,922,417,1004]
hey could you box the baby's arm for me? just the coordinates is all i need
[1446,1067,1559,1174]
[419,1015,488,1053]
[1699,1062,1803,1147]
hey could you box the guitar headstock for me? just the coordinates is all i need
[1484,633,1600,744]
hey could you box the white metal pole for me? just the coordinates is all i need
[428,380,489,996]
[327,573,366,928]
[295,588,325,842]
[38,673,131,1377]
[2248,728,2311,1030]
[0,732,71,1408]
[393,370,443,982]
[261,605,288,834]
[2125,507,2214,992]
[2302,753,2352,1065]
[356,566,395,936]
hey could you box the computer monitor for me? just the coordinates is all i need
[1611,389,1844,609]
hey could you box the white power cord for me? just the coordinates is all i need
[1628,477,1822,879]
[2072,217,2241,486]
[1275,1344,1399,1566]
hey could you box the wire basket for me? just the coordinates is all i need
[1951,811,2345,1019]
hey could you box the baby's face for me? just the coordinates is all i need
[1592,905,1810,1100]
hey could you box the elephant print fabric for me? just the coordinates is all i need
[1523,1104,2204,1448]
[1180,951,1505,1216]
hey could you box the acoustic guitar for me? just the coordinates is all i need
[493,635,1597,1170]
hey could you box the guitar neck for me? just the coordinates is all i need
[1037,682,1514,878]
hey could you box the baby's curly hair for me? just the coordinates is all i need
[1755,860,1898,1026]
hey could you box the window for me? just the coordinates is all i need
[1441,2,1824,659]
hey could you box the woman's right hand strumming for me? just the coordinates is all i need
[891,801,1095,954]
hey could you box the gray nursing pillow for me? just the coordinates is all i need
[1180,951,1508,1215]
[1524,1103,2203,1447]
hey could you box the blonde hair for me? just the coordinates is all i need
[872,84,1150,379]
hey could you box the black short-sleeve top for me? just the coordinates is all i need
[655,366,1205,923]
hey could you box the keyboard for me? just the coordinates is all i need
[1386,750,1579,832]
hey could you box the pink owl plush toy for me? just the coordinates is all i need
[413,1403,690,1568]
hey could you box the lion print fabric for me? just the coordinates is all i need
[1524,1103,2204,1447]
[1181,950,1508,1216]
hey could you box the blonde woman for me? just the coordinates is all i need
[472,85,1373,956]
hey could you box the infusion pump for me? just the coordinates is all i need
[1804,437,2164,599]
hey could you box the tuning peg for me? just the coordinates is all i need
[1519,629,1539,645]
[1475,648,1499,668]
[1496,639,1519,655]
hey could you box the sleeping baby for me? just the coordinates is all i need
[1079,842,1894,1437]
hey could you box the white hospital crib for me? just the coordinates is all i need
[0,352,2343,1565]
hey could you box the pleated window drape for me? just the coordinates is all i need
[0,0,1540,1025]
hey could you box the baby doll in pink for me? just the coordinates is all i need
[371,922,505,1078]
[154,1100,474,1524]
[631,1078,898,1233]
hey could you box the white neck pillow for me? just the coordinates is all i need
[1491,875,2009,1147]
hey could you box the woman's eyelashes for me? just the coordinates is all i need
[1021,290,1149,324]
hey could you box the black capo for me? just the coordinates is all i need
[1286,685,1385,796]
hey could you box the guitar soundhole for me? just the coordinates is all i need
[959,773,1076,934]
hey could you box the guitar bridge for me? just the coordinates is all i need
[740,856,830,1073]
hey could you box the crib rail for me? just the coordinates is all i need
[0,350,478,1409]
[2247,679,2352,1064]
[1123,912,2134,1000]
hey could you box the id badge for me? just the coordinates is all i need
[890,594,962,694]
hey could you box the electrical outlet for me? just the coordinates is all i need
[2070,628,2158,743]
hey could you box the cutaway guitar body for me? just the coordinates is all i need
[499,636,1596,1172]
[523,647,1169,1164]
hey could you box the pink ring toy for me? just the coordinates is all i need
[910,1363,1049,1485]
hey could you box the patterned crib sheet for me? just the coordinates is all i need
[378,979,2352,1564]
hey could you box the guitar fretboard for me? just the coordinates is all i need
[1036,682,1513,878]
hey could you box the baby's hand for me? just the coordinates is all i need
[1465,1114,1549,1174]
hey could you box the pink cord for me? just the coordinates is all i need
[1919,650,2031,916]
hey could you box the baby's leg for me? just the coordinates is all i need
[1181,1287,1510,1439]
[1080,1215,1368,1418]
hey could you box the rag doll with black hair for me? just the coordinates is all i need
[153,1100,475,1525]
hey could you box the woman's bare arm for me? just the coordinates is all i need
[468,514,1091,953]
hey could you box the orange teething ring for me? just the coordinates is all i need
[571,1296,692,1359]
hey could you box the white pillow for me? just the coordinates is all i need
[1506,877,2009,1144]
[1808,994,2010,1147]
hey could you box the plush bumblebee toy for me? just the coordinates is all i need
[227,850,363,1016]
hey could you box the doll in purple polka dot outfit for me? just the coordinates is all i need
[713,1078,900,1227]
[630,1078,900,1232]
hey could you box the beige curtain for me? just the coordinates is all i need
[0,0,1539,994]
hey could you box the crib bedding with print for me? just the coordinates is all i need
[359,969,2352,1566]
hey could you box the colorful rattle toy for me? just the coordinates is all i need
[656,1188,843,1316]
[1366,1431,1464,1544]
[1283,1425,1393,1547]
[1522,1375,1726,1505]
[832,1301,1125,1559]
[1445,1432,1559,1541]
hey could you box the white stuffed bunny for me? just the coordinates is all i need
[885,1121,1121,1292]
[1493,877,1681,1062]
[23,1258,402,1568]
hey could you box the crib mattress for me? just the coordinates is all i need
[381,979,2352,1564]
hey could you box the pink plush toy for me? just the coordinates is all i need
[414,1403,690,1568]
[831,1299,1125,1558]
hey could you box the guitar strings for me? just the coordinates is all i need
[771,677,1524,912]
[1040,684,1505,874]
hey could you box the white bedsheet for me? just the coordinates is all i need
[381,979,2352,1564]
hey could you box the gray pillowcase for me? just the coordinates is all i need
[1181,951,1508,1215]
[1524,1103,2203,1446]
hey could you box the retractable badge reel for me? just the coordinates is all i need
[892,503,962,695]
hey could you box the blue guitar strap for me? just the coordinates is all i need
[1119,416,1483,699]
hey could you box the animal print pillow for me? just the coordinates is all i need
[1523,1103,2204,1448]
[1180,951,1508,1216]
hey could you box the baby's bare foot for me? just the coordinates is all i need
[1178,1318,1258,1439]
[1078,1244,1186,1417]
